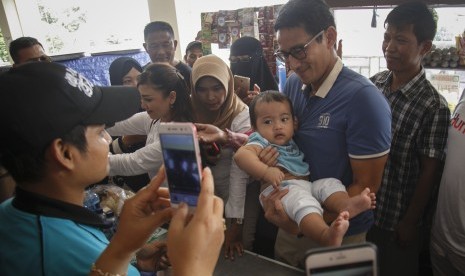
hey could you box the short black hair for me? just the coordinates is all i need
[9,37,44,63]
[274,0,335,40]
[385,2,437,43]
[1,125,87,183]
[249,91,295,129]
[185,41,202,55]
[144,21,175,41]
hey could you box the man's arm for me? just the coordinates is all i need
[347,155,388,196]
[321,154,387,222]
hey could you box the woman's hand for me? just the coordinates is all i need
[239,84,260,106]
[167,167,225,276]
[195,123,228,145]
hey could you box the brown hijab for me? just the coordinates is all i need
[191,54,246,130]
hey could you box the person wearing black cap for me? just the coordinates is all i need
[183,41,203,68]
[0,62,142,275]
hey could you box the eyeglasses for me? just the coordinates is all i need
[229,55,252,63]
[274,30,325,62]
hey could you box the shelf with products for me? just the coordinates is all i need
[425,66,465,71]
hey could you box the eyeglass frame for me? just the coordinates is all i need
[274,30,325,62]
[229,55,252,63]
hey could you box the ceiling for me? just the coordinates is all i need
[326,0,465,8]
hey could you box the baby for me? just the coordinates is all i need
[234,91,376,246]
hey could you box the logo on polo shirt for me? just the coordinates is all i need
[64,68,94,97]
[318,113,330,128]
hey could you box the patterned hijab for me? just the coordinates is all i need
[191,55,246,130]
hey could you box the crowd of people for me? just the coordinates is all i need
[0,0,463,276]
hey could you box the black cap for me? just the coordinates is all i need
[0,62,140,152]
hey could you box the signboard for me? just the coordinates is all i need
[430,73,461,111]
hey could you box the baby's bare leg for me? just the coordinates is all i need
[299,211,349,246]
[323,188,376,219]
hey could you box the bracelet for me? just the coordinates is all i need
[91,263,127,276]
[225,128,247,151]
[111,138,124,154]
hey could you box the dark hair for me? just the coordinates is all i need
[138,63,193,122]
[274,0,335,41]
[144,21,175,41]
[249,91,295,129]
[1,125,87,183]
[185,41,202,55]
[385,2,437,43]
[9,37,44,63]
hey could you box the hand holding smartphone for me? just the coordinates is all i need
[233,75,251,99]
[158,122,203,212]
[305,243,378,276]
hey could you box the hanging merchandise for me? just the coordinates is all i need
[200,4,286,76]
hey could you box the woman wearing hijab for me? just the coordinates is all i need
[191,55,251,261]
[230,37,279,259]
[109,57,143,87]
[229,37,278,104]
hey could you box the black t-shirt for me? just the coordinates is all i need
[174,61,192,89]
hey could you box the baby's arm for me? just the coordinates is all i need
[234,145,284,188]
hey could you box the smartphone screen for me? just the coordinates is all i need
[159,133,201,207]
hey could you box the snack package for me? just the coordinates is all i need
[90,184,135,216]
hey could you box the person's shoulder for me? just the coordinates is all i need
[175,60,192,73]
[338,67,379,87]
[335,68,383,97]
[283,73,304,95]
[418,77,450,110]
[369,70,390,83]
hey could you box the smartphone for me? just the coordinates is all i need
[158,122,202,211]
[305,243,378,276]
[234,75,251,99]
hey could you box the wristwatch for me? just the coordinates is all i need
[232,218,244,225]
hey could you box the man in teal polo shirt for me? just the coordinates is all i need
[0,62,141,275]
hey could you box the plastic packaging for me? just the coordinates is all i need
[83,191,101,212]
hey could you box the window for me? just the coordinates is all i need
[14,0,150,55]
[0,27,9,64]
[334,7,465,111]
